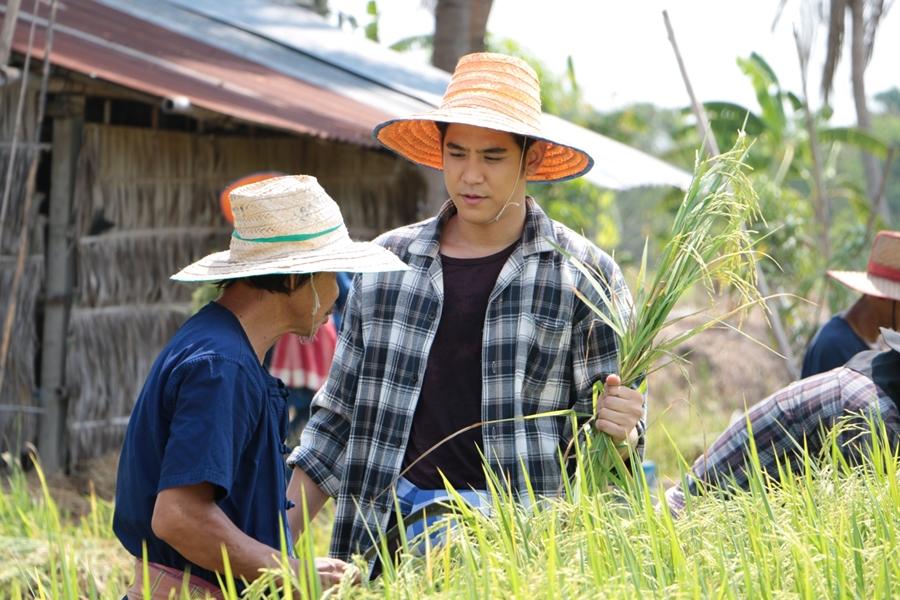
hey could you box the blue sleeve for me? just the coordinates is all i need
[158,356,261,499]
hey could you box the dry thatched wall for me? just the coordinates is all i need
[68,124,424,465]
[0,81,42,455]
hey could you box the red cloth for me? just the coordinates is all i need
[269,318,338,390]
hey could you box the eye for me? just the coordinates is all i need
[448,152,465,158]
[484,156,503,162]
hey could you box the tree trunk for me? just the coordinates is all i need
[849,0,890,222]
[432,0,494,72]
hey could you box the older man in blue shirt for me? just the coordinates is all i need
[113,176,407,597]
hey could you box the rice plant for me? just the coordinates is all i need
[558,132,767,492]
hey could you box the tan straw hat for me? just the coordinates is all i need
[373,52,593,182]
[171,175,408,282]
[828,230,900,301]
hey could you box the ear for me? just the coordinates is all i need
[524,141,547,176]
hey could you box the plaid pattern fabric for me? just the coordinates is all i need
[666,366,900,513]
[289,198,642,560]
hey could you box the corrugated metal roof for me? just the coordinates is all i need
[4,0,390,146]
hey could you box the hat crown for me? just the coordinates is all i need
[440,52,543,130]
[229,175,343,245]
[869,231,900,276]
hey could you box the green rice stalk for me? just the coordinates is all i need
[560,132,765,493]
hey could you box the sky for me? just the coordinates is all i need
[329,0,900,125]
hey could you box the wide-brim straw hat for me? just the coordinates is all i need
[828,230,900,301]
[373,52,593,183]
[171,175,408,281]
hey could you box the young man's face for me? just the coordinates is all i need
[441,123,541,225]
[287,272,339,339]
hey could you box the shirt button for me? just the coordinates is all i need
[491,361,497,374]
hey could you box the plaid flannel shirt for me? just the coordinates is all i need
[666,360,900,513]
[288,198,643,560]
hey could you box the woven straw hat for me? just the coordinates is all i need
[171,175,408,281]
[828,230,900,301]
[373,52,593,182]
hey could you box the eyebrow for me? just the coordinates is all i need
[446,141,509,155]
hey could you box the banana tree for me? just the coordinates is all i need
[698,53,890,359]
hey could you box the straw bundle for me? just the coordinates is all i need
[1,81,41,255]
[1,80,43,454]
[77,227,230,307]
[65,304,191,465]
[0,256,44,453]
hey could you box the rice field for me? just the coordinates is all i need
[3,410,898,599]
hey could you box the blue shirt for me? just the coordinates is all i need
[801,314,870,378]
[113,302,294,585]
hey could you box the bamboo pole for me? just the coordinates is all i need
[662,9,800,379]
[38,96,83,474]
[0,0,22,68]
[0,0,58,439]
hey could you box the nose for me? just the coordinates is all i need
[460,156,485,185]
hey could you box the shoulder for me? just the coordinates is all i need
[163,308,262,393]
[372,216,437,259]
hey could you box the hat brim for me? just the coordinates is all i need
[171,239,409,282]
[373,110,594,183]
[828,270,900,301]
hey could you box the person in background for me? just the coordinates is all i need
[801,230,900,378]
[666,326,900,516]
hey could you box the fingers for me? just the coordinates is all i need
[315,557,356,589]
[595,374,643,442]
[593,418,632,442]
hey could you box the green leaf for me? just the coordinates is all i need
[818,127,890,159]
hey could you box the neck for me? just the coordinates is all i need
[442,197,527,258]
[216,286,290,363]
[844,296,887,345]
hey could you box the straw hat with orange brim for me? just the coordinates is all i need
[172,175,408,282]
[828,230,900,301]
[373,52,593,183]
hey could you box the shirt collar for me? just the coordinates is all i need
[408,197,558,258]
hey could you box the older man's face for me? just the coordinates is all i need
[287,272,339,339]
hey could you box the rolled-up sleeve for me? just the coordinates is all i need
[287,276,363,498]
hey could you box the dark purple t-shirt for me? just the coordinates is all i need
[402,241,519,489]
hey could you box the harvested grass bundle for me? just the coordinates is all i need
[65,304,191,466]
[564,134,765,491]
[77,227,230,307]
[0,256,44,454]
[1,81,40,256]
[74,125,422,238]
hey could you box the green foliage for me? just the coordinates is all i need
[363,1,380,43]
[4,399,899,599]
[698,53,894,359]
[534,180,619,249]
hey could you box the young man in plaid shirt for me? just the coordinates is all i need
[284,53,646,563]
